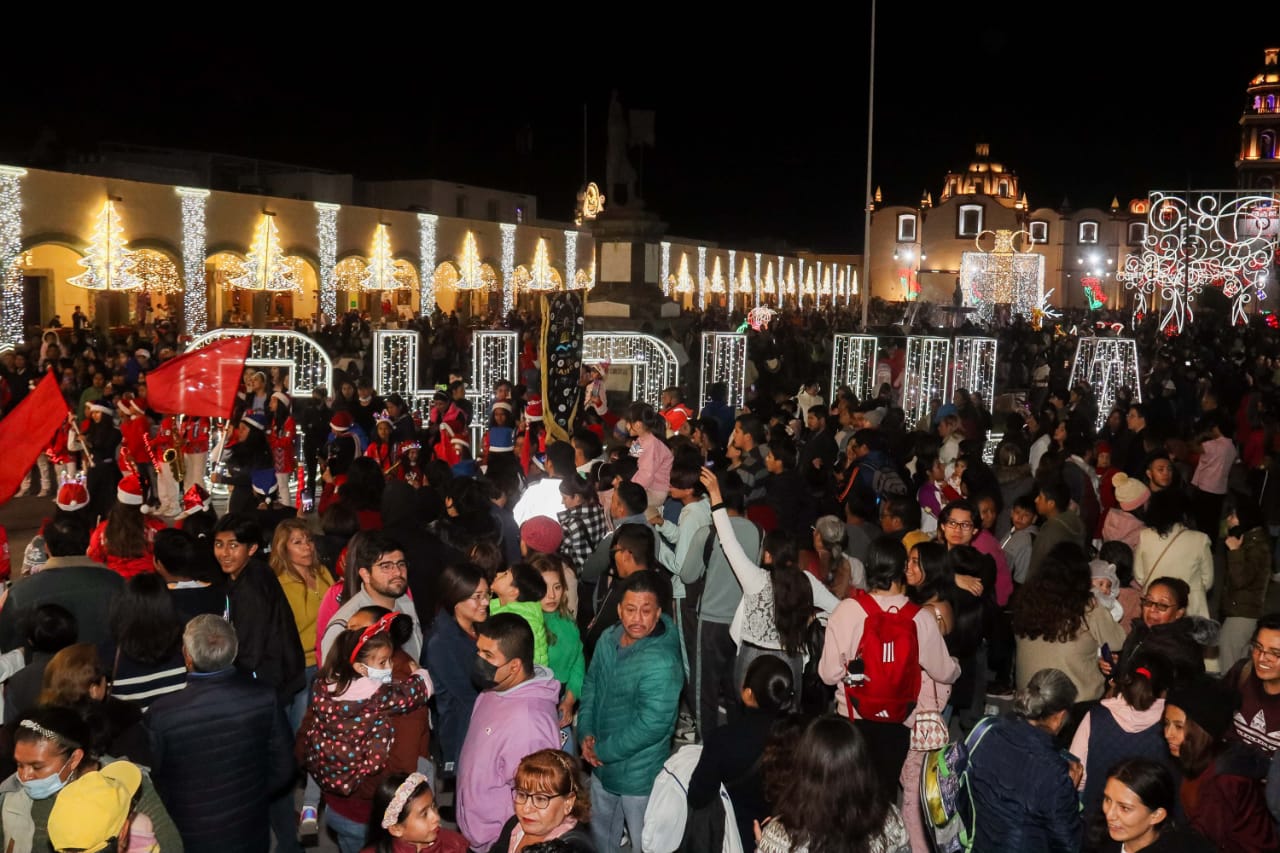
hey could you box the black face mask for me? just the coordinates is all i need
[470,655,501,691]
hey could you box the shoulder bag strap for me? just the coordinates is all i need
[1138,528,1187,589]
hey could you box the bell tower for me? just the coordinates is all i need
[1237,47,1280,192]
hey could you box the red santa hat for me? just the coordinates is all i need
[55,479,90,512]
[524,394,543,422]
[117,473,144,506]
[176,484,212,519]
[116,397,145,416]
[330,411,353,433]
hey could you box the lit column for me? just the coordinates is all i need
[315,202,339,326]
[754,252,763,307]
[798,258,806,310]
[697,246,707,310]
[500,223,516,316]
[727,249,736,311]
[564,229,578,292]
[847,264,854,307]
[775,255,784,307]
[418,213,438,318]
[0,166,27,351]
[660,240,671,297]
[176,187,210,338]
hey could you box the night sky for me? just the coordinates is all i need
[2,12,1272,252]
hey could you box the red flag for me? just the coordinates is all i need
[146,336,252,418]
[0,371,70,505]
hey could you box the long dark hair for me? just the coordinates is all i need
[104,501,148,559]
[761,532,813,656]
[1145,488,1191,537]
[365,773,434,853]
[109,573,183,664]
[1087,758,1180,849]
[907,541,953,606]
[339,457,386,512]
[1011,542,1094,642]
[771,716,889,853]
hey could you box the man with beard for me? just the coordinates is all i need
[319,531,423,662]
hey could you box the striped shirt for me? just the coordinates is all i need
[100,644,187,712]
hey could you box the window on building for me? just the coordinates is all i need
[1078,221,1099,244]
[486,199,500,221]
[455,195,467,218]
[1029,221,1048,243]
[958,204,983,238]
[998,181,1010,198]
[897,214,917,242]
[1127,222,1147,245]
[1262,131,1277,159]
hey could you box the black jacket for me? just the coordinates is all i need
[146,668,295,853]
[493,816,597,852]
[227,559,305,701]
[0,556,123,651]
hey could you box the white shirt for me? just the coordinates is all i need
[512,478,565,526]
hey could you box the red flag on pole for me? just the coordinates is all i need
[0,371,70,505]
[145,336,252,419]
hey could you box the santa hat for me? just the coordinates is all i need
[521,516,564,555]
[251,469,279,498]
[134,348,150,359]
[117,397,145,416]
[176,484,212,519]
[55,478,90,512]
[241,412,268,431]
[271,391,291,408]
[398,439,421,454]
[330,411,353,432]
[87,400,114,416]
[117,473,144,506]
[492,401,513,414]
[1113,473,1151,512]
[524,394,543,422]
[1096,441,1112,456]
[488,426,515,453]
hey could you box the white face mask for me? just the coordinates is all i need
[364,666,393,684]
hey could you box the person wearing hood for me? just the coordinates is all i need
[455,613,561,853]
[1164,675,1277,851]
[1219,502,1273,668]
[762,434,817,539]
[1027,480,1086,580]
[579,572,683,853]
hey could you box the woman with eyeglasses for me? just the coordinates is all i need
[491,749,595,852]
[1013,541,1126,707]
[424,563,490,777]
[1106,576,1212,690]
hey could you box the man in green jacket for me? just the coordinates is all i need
[579,572,682,853]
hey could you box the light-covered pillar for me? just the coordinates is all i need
[314,202,339,326]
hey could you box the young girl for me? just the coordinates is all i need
[398,440,426,488]
[482,402,517,468]
[366,416,398,475]
[490,563,550,667]
[534,554,584,751]
[267,391,297,503]
[87,472,166,579]
[916,453,961,535]
[302,616,435,851]
[362,772,467,853]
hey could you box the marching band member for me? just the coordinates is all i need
[384,393,417,443]
[180,414,211,494]
[81,400,122,522]
[87,471,167,579]
[47,413,79,484]
[221,412,273,516]
[267,391,297,502]
[117,393,158,513]
[482,402,517,467]
[153,414,182,517]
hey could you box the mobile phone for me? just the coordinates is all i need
[1100,643,1114,665]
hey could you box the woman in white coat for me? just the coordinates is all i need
[1132,489,1214,619]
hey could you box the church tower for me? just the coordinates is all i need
[1237,47,1280,192]
[938,143,1021,208]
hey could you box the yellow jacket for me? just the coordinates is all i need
[277,565,337,668]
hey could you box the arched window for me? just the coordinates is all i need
[1261,131,1277,159]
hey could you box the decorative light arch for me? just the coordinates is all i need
[699,332,747,411]
[582,333,679,409]
[1068,337,1142,432]
[831,334,878,401]
[187,328,333,394]
[902,336,951,427]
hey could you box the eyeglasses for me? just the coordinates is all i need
[513,789,567,809]
[1139,598,1176,613]
[942,520,974,531]
[373,560,408,572]
[1251,642,1280,661]
[468,592,490,604]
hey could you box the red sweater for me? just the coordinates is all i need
[1181,750,1277,852]
[87,516,167,579]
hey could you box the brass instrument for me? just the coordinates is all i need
[163,445,185,483]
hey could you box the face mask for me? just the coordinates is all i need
[470,655,501,691]
[364,666,393,685]
[22,760,70,800]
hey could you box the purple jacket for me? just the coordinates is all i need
[456,666,562,852]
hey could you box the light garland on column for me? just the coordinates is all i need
[660,241,671,298]
[727,250,736,306]
[0,166,27,350]
[697,246,707,310]
[564,230,578,298]
[500,224,516,315]
[315,203,339,323]
[754,252,762,307]
[417,213,438,317]
[176,188,209,338]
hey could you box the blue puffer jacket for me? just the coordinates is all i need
[965,715,1083,853]
[578,615,683,796]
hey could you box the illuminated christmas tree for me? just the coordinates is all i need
[231,214,299,291]
[68,201,140,291]
[362,224,399,290]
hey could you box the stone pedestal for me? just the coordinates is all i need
[587,206,669,327]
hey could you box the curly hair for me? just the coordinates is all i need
[1011,542,1095,642]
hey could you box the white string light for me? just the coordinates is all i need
[1069,337,1142,431]
[176,188,209,338]
[564,230,578,297]
[699,332,747,411]
[951,336,998,406]
[315,202,339,324]
[661,241,671,298]
[231,214,301,292]
[0,167,27,350]
[362,224,404,291]
[831,334,879,401]
[373,329,419,395]
[500,223,516,315]
[417,213,438,317]
[697,246,707,310]
[727,250,736,303]
[754,252,762,307]
[189,328,333,393]
[902,336,951,427]
[69,200,142,291]
[470,330,519,446]
[582,333,679,407]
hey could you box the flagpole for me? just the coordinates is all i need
[860,0,876,331]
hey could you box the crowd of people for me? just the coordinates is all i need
[2,298,1280,853]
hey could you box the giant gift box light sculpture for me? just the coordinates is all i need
[830,335,879,402]
[902,336,951,428]
[959,229,1044,324]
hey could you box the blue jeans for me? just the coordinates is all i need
[324,806,366,853]
[288,665,318,733]
[590,774,650,853]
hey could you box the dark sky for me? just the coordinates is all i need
[3,11,1273,253]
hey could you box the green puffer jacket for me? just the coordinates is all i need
[578,615,683,796]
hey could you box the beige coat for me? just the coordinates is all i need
[1132,524,1214,619]
[1016,601,1126,703]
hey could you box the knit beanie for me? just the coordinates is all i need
[1166,675,1236,741]
[521,516,564,555]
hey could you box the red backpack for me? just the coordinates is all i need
[844,590,921,723]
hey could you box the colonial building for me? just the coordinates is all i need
[1237,47,1280,190]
